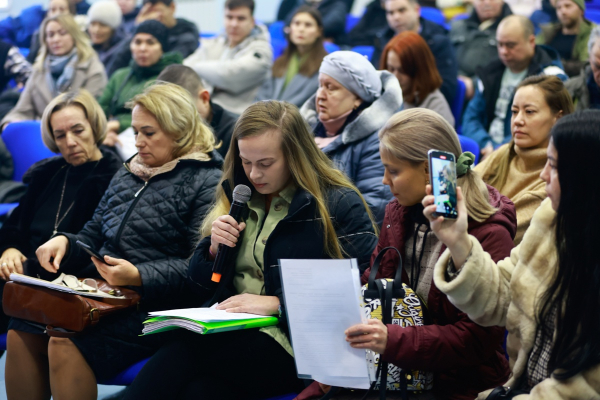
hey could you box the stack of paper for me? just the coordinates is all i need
[279,259,375,389]
[142,307,278,335]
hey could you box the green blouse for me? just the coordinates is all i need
[233,184,297,356]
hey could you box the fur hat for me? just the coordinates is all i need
[319,51,382,103]
[87,0,122,30]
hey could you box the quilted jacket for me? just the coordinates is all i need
[61,151,222,311]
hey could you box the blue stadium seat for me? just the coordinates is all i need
[351,45,375,61]
[458,134,480,165]
[586,9,600,23]
[200,32,217,39]
[98,357,150,385]
[345,14,360,33]
[452,13,469,20]
[2,121,56,182]
[420,7,450,30]
[451,79,466,134]
[0,332,6,350]
[324,42,340,53]
[530,10,553,34]
[269,21,286,42]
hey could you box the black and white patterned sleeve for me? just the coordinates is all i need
[4,47,32,86]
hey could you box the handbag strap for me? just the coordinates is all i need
[365,247,404,300]
[45,325,77,338]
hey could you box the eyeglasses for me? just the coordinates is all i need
[61,274,98,293]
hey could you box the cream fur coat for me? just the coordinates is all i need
[434,198,600,399]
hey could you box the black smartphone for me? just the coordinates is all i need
[428,149,458,220]
[76,240,105,261]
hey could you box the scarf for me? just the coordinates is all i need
[320,108,354,137]
[45,48,78,96]
[128,146,210,181]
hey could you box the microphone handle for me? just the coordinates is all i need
[211,200,246,282]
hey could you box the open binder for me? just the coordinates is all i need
[142,307,278,335]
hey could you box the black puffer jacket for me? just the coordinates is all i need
[187,170,379,329]
[62,151,222,311]
[0,149,121,258]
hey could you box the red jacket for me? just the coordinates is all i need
[361,185,514,400]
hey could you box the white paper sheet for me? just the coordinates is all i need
[148,307,269,322]
[9,273,124,299]
[115,127,138,161]
[279,259,372,389]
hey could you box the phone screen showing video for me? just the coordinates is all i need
[430,152,458,219]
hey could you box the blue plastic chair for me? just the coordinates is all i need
[98,357,150,385]
[451,79,466,134]
[324,42,340,53]
[458,134,480,165]
[530,10,553,34]
[420,7,450,30]
[0,332,6,350]
[2,121,56,182]
[200,32,217,39]
[452,13,469,21]
[351,45,375,61]
[269,21,286,42]
[586,10,600,23]
[345,14,360,33]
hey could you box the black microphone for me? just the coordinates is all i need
[211,184,252,282]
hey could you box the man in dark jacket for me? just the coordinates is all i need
[106,0,199,75]
[277,0,349,42]
[158,65,239,158]
[450,0,512,99]
[565,26,600,110]
[372,0,458,105]
[462,15,567,157]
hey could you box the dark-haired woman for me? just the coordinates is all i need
[425,110,600,398]
[475,75,573,244]
[256,6,327,107]
[381,31,454,127]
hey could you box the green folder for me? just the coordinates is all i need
[142,315,278,335]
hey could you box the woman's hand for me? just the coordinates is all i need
[209,215,246,257]
[345,319,388,354]
[216,294,279,316]
[36,235,70,273]
[0,248,27,280]
[422,185,472,268]
[91,255,142,286]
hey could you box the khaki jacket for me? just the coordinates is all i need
[1,54,107,126]
[434,199,600,399]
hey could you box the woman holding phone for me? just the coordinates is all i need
[423,110,600,398]
[338,109,516,400]
[123,100,379,400]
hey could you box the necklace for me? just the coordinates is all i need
[52,161,100,236]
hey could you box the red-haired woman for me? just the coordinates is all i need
[381,31,455,127]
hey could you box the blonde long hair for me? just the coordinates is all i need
[35,14,95,69]
[127,82,216,158]
[201,100,377,258]
[379,108,497,222]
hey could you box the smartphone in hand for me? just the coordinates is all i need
[76,240,105,261]
[428,149,458,220]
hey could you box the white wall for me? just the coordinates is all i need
[0,0,281,32]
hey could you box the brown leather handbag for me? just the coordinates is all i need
[2,278,140,337]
